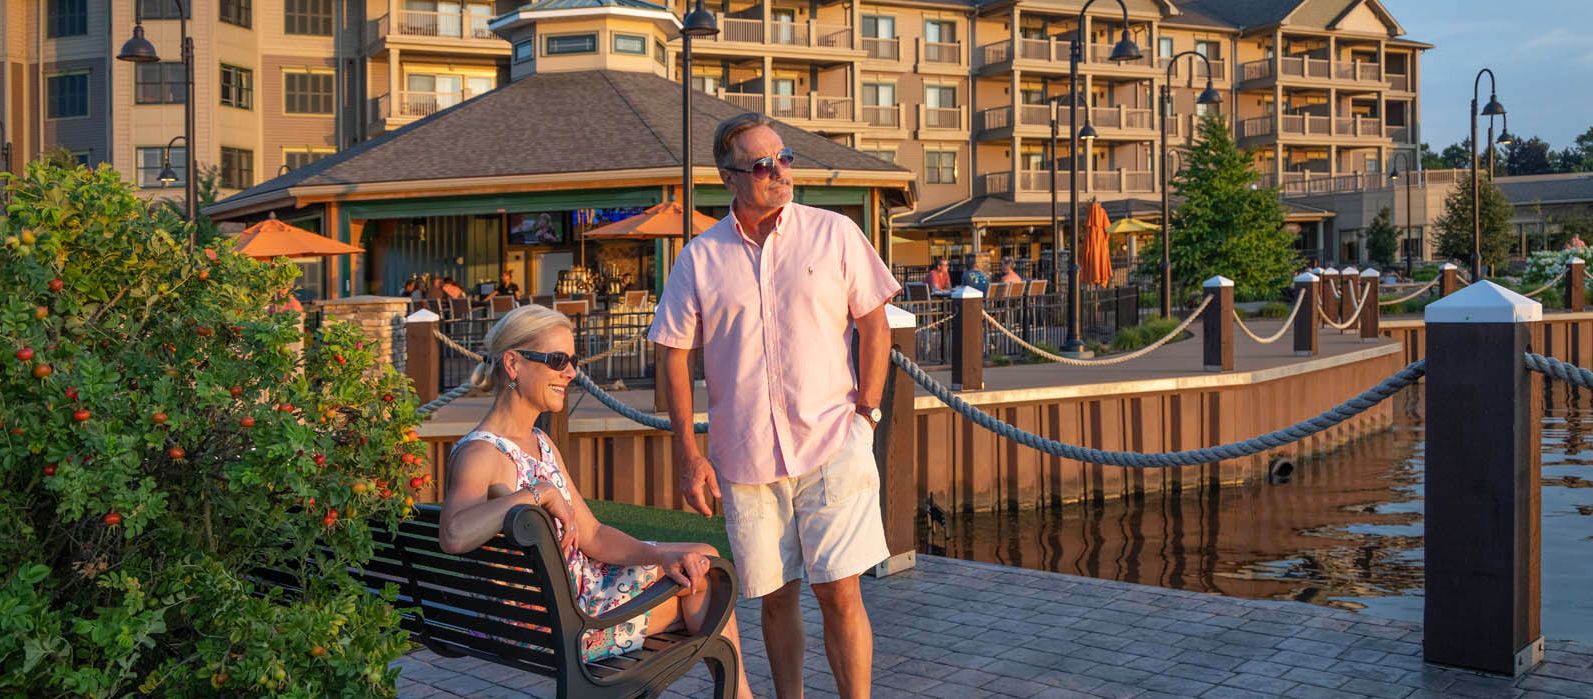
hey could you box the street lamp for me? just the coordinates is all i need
[1388,151,1415,277]
[1486,112,1512,178]
[678,0,717,242]
[0,117,10,175]
[1060,0,1141,356]
[1469,68,1504,280]
[1157,51,1222,318]
[156,135,187,187]
[119,1,197,237]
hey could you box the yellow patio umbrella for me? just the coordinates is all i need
[1106,217,1160,235]
[1079,201,1114,288]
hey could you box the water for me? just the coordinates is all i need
[922,384,1593,643]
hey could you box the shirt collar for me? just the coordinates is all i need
[730,200,787,246]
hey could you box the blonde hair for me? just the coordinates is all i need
[467,304,574,392]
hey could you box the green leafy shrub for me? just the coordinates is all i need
[1022,340,1064,364]
[1411,263,1440,282]
[0,162,421,697]
[1111,316,1186,352]
[1252,301,1293,318]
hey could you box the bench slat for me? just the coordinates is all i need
[401,560,552,608]
[416,601,557,649]
[415,621,561,676]
[415,582,556,630]
[396,543,550,589]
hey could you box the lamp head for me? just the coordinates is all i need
[1481,94,1505,116]
[1496,130,1514,146]
[1109,30,1142,62]
[117,24,160,63]
[680,0,719,37]
[1388,167,1399,182]
[157,162,178,184]
[1078,122,1098,140]
[1196,80,1222,105]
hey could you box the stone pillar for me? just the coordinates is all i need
[1567,258,1585,312]
[1293,272,1319,357]
[318,295,413,366]
[1202,276,1233,372]
[1338,266,1359,328]
[1359,268,1381,342]
[950,286,985,391]
[1439,262,1460,297]
[1319,268,1341,325]
[873,305,919,577]
[404,309,441,405]
[1424,281,1544,677]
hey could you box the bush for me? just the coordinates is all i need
[1411,263,1440,282]
[0,162,421,696]
[1252,301,1293,319]
[1111,316,1186,352]
[1021,340,1063,364]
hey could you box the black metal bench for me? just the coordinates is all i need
[258,504,741,698]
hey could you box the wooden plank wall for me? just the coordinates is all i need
[1383,314,1593,366]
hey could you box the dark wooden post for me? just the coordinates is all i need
[950,286,984,391]
[1202,276,1233,372]
[1319,268,1340,325]
[1359,268,1381,341]
[1338,266,1358,328]
[1439,262,1460,297]
[1293,272,1319,356]
[1424,281,1544,676]
[405,308,441,404]
[1566,258,1585,312]
[872,305,919,577]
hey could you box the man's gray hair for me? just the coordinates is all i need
[713,113,776,169]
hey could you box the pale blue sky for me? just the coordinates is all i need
[1383,0,1592,152]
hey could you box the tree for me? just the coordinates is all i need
[1136,113,1295,302]
[1433,171,1515,273]
[1503,136,1553,176]
[1366,206,1399,268]
[1418,142,1446,171]
[1438,138,1474,169]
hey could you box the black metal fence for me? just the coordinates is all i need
[434,309,661,392]
[892,298,956,365]
[898,286,1146,364]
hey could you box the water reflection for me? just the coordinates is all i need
[924,384,1593,642]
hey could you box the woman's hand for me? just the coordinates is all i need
[659,549,711,597]
[490,483,579,559]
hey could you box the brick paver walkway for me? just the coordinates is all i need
[392,556,1593,698]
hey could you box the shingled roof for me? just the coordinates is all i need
[210,70,908,217]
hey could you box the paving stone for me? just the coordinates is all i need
[1282,666,1352,690]
[1222,672,1300,695]
[1269,649,1344,671]
[1171,649,1247,672]
[1516,675,1593,699]
[1138,673,1218,696]
[1339,677,1415,698]
[1202,686,1282,699]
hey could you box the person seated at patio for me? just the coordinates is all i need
[437,305,754,696]
[440,277,468,300]
[619,272,635,292]
[925,257,952,294]
[486,269,521,303]
[999,258,1024,285]
[963,257,991,294]
[1567,234,1587,250]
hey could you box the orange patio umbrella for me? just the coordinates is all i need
[581,201,718,240]
[235,217,364,260]
[1078,201,1114,288]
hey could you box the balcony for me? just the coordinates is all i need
[862,103,906,130]
[715,90,859,129]
[698,15,859,60]
[914,39,963,72]
[1240,114,1391,142]
[916,104,967,138]
[1387,72,1412,93]
[863,37,900,62]
[977,168,1155,199]
[975,38,1075,73]
[1239,56,1388,88]
[1087,43,1157,70]
[1088,105,1154,135]
[1165,56,1226,81]
[366,10,507,56]
[1334,116,1384,138]
[367,89,487,131]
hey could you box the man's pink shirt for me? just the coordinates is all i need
[647,203,901,485]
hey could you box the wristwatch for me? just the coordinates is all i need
[856,404,883,428]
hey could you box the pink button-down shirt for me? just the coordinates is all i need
[648,202,901,485]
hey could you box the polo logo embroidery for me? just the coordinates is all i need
[807,266,813,275]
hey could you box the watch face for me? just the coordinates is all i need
[869,407,883,422]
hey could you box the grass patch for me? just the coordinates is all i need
[1111,316,1185,352]
[586,499,733,560]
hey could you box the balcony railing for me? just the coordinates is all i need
[1240,116,1274,138]
[1089,106,1152,130]
[863,37,899,61]
[1389,125,1412,143]
[1274,168,1465,197]
[1088,43,1155,68]
[1167,56,1226,81]
[920,105,963,130]
[719,17,764,43]
[391,9,497,40]
[922,40,961,64]
[1240,59,1272,82]
[1336,116,1384,138]
[1388,72,1411,92]
[976,171,1010,197]
[368,89,485,125]
[1280,114,1332,136]
[981,169,1156,195]
[979,41,1011,66]
[979,106,1011,131]
[706,16,852,49]
[1020,104,1052,127]
[722,92,762,112]
[718,91,854,122]
[977,38,1075,65]
[862,103,903,128]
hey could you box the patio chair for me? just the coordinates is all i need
[904,281,930,301]
[554,299,591,317]
[623,290,650,309]
[490,296,516,314]
[448,298,472,319]
[1026,279,1049,296]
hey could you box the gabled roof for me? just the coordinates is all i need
[1171,0,1406,36]
[209,70,909,218]
[516,0,669,10]
[1172,0,1303,30]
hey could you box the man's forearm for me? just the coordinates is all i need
[856,304,890,408]
[662,347,700,455]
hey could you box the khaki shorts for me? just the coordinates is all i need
[717,415,890,599]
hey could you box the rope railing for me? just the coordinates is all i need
[891,349,1424,467]
[1378,278,1439,307]
[579,330,649,365]
[417,383,474,416]
[1232,293,1304,344]
[1325,279,1343,299]
[915,312,958,333]
[981,295,1212,367]
[1525,353,1593,389]
[571,371,708,433]
[434,328,484,362]
[1519,270,1566,299]
[1318,283,1371,330]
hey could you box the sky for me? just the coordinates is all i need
[1382,0,1592,152]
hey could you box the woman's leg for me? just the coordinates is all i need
[652,542,754,699]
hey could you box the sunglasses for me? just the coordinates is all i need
[513,349,579,371]
[722,148,795,179]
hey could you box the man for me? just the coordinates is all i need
[485,269,520,303]
[925,257,952,294]
[649,113,898,699]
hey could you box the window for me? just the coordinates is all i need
[220,65,253,109]
[284,70,334,114]
[47,73,88,119]
[545,33,596,55]
[862,149,896,163]
[220,0,252,28]
[925,150,956,184]
[925,85,956,108]
[136,146,186,187]
[862,82,895,106]
[923,19,955,44]
[862,15,894,38]
[655,40,667,64]
[220,147,254,189]
[47,0,87,37]
[283,147,334,170]
[1194,40,1219,59]
[612,33,647,55]
[690,75,718,93]
[71,151,91,166]
[284,0,333,36]
[1158,37,1173,58]
[135,63,185,104]
[137,0,188,19]
[515,39,536,64]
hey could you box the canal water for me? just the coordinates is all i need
[923,384,1593,643]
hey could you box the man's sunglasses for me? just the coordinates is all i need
[513,349,579,371]
[722,148,795,179]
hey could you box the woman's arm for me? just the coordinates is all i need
[439,441,553,554]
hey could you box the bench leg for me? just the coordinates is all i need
[701,637,740,699]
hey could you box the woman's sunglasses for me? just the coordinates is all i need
[513,349,579,371]
[722,148,795,179]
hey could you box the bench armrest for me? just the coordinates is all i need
[582,557,736,635]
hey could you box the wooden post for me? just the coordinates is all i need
[1202,276,1233,372]
[872,305,919,577]
[1293,272,1319,356]
[404,308,441,404]
[1359,268,1381,341]
[1566,258,1585,312]
[1338,266,1359,329]
[1319,268,1340,325]
[1439,262,1460,297]
[1424,281,1544,677]
[950,286,985,391]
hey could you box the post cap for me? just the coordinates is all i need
[1320,268,1340,276]
[1440,262,1459,271]
[884,304,918,329]
[1425,280,1542,324]
[405,309,441,323]
[1202,275,1234,288]
[949,286,985,299]
[1572,257,1587,266]
[1340,266,1359,275]
[1360,268,1380,278]
[1310,267,1324,274]
[1294,272,1319,283]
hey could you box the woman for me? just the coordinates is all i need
[438,305,753,695]
[998,258,1024,285]
[485,269,521,304]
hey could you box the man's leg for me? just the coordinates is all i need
[761,579,806,699]
[811,575,871,699]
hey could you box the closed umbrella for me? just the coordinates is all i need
[1079,201,1114,288]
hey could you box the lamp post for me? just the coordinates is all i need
[156,135,188,189]
[1469,68,1505,281]
[1058,0,1141,356]
[1388,151,1415,278]
[0,117,10,175]
[679,0,718,242]
[1487,112,1512,178]
[1157,51,1222,318]
[119,1,196,235]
